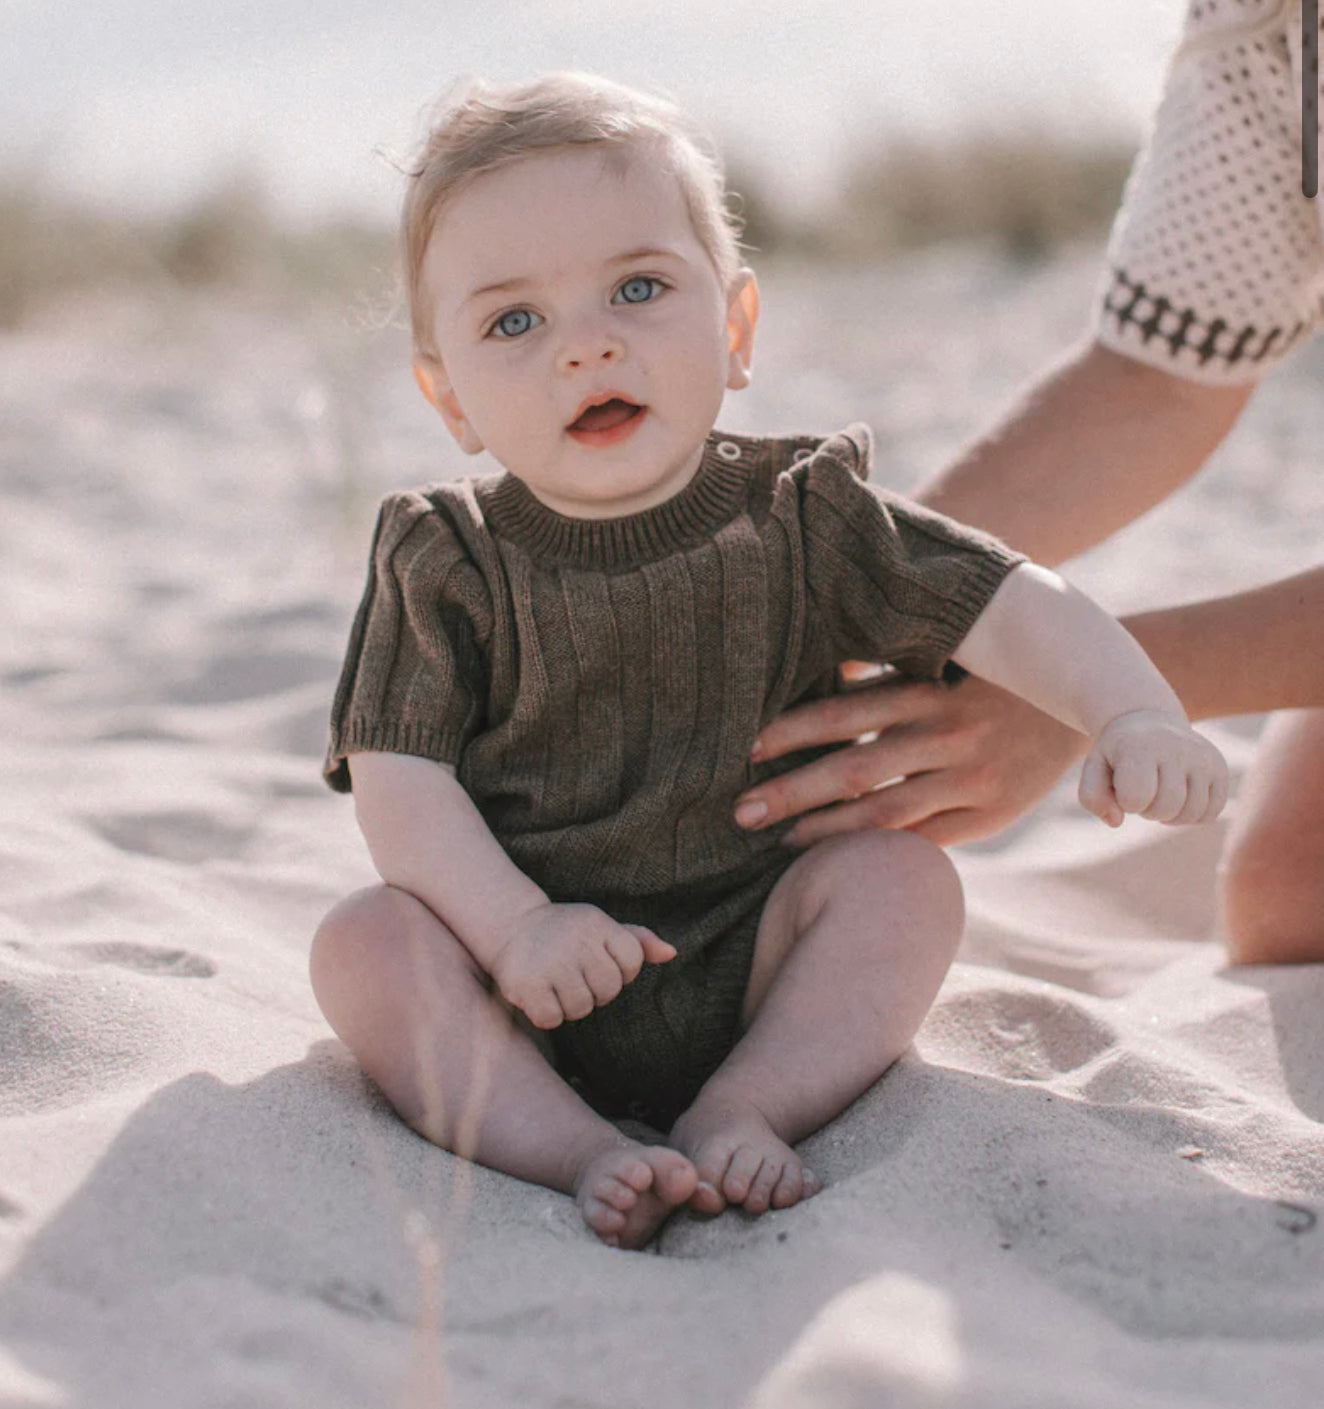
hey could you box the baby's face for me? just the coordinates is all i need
[415,145,756,519]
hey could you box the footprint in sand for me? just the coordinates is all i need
[88,811,253,864]
[929,986,1117,1083]
[3,939,216,979]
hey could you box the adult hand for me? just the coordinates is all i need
[736,672,1088,848]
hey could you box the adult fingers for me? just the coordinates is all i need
[752,680,941,762]
[739,727,969,833]
[781,769,970,848]
[902,807,992,847]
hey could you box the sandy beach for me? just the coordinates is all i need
[2,244,1322,1408]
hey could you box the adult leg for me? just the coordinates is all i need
[1218,708,1324,964]
[310,885,696,1247]
[670,830,964,1214]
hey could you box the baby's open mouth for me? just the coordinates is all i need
[568,398,645,434]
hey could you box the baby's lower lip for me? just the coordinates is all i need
[566,404,647,448]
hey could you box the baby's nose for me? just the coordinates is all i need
[558,325,623,371]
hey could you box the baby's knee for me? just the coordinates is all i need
[1218,834,1324,965]
[310,884,474,1000]
[314,884,404,969]
[803,830,963,929]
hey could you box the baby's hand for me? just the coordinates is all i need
[1078,708,1229,828]
[489,902,676,1030]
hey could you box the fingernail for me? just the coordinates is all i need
[735,799,767,828]
[749,739,765,762]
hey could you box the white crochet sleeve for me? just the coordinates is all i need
[1094,0,1324,383]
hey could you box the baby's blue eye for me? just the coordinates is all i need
[491,308,541,338]
[614,276,663,305]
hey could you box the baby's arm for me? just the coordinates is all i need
[951,563,1228,827]
[348,752,675,1026]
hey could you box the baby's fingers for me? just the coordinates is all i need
[552,972,595,1023]
[1206,758,1230,822]
[1111,752,1159,816]
[1168,774,1211,826]
[1079,749,1123,827]
[1141,762,1191,823]
[625,925,677,967]
[518,988,567,1030]
[580,945,626,1006]
[1162,752,1230,826]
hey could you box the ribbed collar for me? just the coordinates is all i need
[476,432,761,570]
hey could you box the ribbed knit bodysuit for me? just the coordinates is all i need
[325,425,1022,1122]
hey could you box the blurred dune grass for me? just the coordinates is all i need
[0,168,396,328]
[0,131,1135,328]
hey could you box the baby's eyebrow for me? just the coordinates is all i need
[607,245,688,266]
[460,246,690,309]
[462,275,532,307]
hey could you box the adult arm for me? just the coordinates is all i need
[918,340,1252,564]
[1123,568,1324,720]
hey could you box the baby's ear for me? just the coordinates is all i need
[413,355,485,455]
[724,269,759,391]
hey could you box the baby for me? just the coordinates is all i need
[313,73,1228,1250]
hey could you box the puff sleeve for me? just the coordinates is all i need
[323,489,492,792]
[796,427,1025,679]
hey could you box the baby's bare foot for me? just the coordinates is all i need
[671,1096,821,1217]
[573,1142,697,1250]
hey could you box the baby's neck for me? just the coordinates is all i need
[510,437,712,521]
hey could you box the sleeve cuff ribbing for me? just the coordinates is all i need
[323,719,469,792]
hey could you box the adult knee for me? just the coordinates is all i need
[1218,836,1324,965]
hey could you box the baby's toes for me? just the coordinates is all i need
[594,1173,644,1213]
[580,1193,629,1240]
[651,1149,699,1205]
[769,1161,804,1210]
[721,1145,766,1207]
[610,1156,655,1194]
[690,1145,735,1215]
[745,1157,785,1214]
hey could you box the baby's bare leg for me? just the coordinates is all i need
[310,885,696,1248]
[671,831,963,1215]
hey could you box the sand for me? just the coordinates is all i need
[2,247,1322,1408]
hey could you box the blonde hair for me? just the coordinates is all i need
[401,72,744,358]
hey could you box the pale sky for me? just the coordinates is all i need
[0,0,1187,220]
